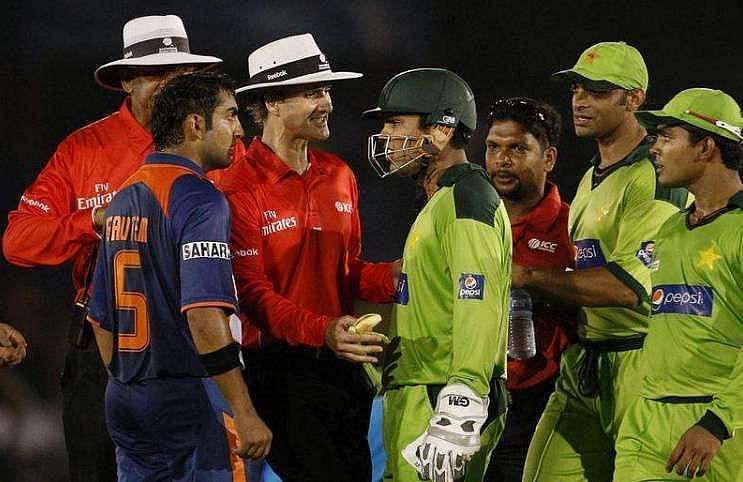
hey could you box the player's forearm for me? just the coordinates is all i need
[187,308,261,416]
[515,265,639,308]
[212,367,262,418]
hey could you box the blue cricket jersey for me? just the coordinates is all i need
[87,152,238,383]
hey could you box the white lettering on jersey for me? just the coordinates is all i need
[182,241,231,260]
[261,216,297,236]
[76,191,117,210]
[233,248,259,257]
[527,238,557,253]
[335,201,353,214]
[20,195,50,213]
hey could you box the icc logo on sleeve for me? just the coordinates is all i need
[458,274,485,300]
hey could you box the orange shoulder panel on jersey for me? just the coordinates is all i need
[119,164,195,217]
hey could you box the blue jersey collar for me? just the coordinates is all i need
[145,152,205,177]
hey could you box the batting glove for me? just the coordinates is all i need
[402,383,488,481]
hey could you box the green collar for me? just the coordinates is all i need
[437,162,489,188]
[590,135,655,189]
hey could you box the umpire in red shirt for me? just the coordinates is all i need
[482,97,578,481]
[214,34,399,482]
[2,15,224,481]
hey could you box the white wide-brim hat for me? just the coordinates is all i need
[236,33,362,94]
[95,15,222,91]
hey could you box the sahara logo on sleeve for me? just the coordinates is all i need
[458,274,485,300]
[574,239,606,269]
[651,285,713,317]
[395,273,409,305]
[182,241,231,260]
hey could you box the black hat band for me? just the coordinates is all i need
[248,54,331,85]
[123,36,190,59]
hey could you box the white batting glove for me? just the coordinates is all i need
[402,383,488,481]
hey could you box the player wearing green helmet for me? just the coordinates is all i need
[364,68,512,482]
[613,88,743,481]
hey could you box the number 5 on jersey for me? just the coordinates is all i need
[114,250,150,351]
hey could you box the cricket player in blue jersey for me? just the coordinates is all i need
[86,72,272,481]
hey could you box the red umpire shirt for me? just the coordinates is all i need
[214,137,396,349]
[508,182,577,390]
[3,100,245,305]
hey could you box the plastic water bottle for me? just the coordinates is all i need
[508,288,536,360]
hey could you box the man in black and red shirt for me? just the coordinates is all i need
[214,34,398,482]
[483,97,578,482]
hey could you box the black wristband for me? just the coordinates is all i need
[198,341,241,376]
[695,410,730,442]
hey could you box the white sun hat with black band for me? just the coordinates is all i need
[94,15,222,91]
[236,33,362,94]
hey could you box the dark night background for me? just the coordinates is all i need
[1,1,740,479]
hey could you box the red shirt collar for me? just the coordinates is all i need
[246,137,328,184]
[119,98,153,146]
[511,182,563,233]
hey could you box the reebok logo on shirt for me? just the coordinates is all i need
[651,284,713,317]
[182,241,230,261]
[574,239,606,269]
[458,274,484,300]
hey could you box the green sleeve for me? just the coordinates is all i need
[709,347,743,436]
[440,213,511,397]
[606,164,678,306]
[709,235,743,436]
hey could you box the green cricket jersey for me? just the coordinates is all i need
[568,137,689,340]
[387,163,512,397]
[642,191,743,433]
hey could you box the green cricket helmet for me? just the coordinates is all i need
[363,68,477,177]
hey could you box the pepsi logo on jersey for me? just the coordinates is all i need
[458,274,485,300]
[651,284,713,317]
[574,239,606,269]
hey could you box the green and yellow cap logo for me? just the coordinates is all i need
[552,41,648,92]
[636,88,743,142]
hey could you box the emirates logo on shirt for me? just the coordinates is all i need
[261,216,297,236]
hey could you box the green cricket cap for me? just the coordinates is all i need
[636,88,743,142]
[552,41,648,92]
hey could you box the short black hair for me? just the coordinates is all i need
[681,123,743,172]
[487,97,561,149]
[152,72,237,151]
